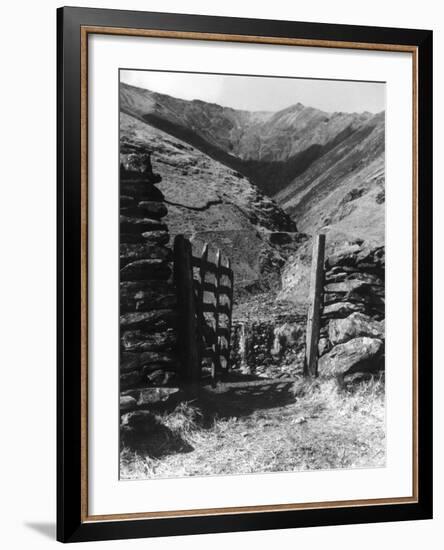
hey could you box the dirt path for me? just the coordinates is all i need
[120,377,385,480]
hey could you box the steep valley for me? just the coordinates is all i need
[120,82,385,305]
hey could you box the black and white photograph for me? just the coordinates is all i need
[119,69,386,480]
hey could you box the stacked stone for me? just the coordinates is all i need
[230,312,306,378]
[119,152,179,413]
[317,241,385,381]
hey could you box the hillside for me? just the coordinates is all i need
[120,82,383,205]
[276,112,385,242]
[120,82,385,305]
[121,112,299,295]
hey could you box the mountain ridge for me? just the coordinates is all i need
[120,82,384,204]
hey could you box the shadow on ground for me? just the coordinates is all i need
[122,418,194,457]
[196,375,297,423]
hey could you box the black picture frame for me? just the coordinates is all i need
[57,6,433,543]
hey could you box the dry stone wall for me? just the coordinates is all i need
[318,241,385,381]
[230,310,307,378]
[119,153,181,413]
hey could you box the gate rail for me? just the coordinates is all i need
[174,235,234,387]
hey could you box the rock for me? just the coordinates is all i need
[120,395,137,411]
[146,369,176,386]
[142,230,170,245]
[120,233,147,244]
[122,386,181,406]
[120,182,165,201]
[120,195,136,208]
[271,323,303,357]
[120,410,161,436]
[325,271,383,286]
[318,337,331,356]
[325,280,373,294]
[322,301,366,319]
[326,243,363,269]
[142,363,178,375]
[121,351,178,372]
[121,152,156,175]
[138,201,168,218]
[318,337,384,377]
[328,313,384,345]
[326,243,385,277]
[120,243,172,266]
[120,369,143,390]
[120,280,176,312]
[268,232,292,245]
[120,309,177,330]
[326,266,357,276]
[121,329,177,352]
[120,216,167,234]
[120,259,171,282]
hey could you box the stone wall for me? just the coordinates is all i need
[119,153,180,413]
[318,241,385,382]
[230,312,306,378]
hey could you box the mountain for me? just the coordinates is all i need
[120,82,383,217]
[276,111,385,242]
[120,82,385,303]
[120,112,300,296]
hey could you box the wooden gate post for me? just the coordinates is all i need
[304,233,326,377]
[212,249,222,381]
[173,235,200,391]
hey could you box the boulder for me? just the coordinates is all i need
[318,337,384,377]
[328,313,384,345]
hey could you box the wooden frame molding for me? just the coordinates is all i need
[58,7,432,542]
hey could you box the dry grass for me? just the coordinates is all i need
[120,375,385,480]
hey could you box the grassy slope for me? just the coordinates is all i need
[121,377,385,480]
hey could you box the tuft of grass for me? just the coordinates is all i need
[120,375,385,480]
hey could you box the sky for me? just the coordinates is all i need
[120,69,385,114]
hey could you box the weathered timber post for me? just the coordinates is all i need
[173,235,200,392]
[304,233,326,377]
[225,257,234,375]
[196,243,208,373]
[212,249,222,381]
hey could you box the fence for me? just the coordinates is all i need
[174,235,234,388]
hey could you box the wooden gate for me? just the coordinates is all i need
[174,235,234,387]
